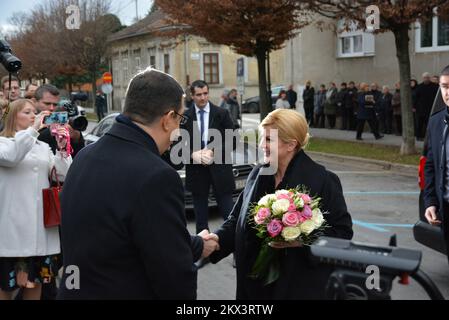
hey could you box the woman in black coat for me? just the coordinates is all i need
[208,109,353,300]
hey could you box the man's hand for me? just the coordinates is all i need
[201,149,214,165]
[198,229,220,258]
[425,206,442,225]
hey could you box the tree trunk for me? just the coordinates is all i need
[256,48,270,121]
[91,70,97,109]
[393,25,416,155]
[68,74,73,93]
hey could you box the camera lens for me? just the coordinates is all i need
[0,51,22,73]
[71,116,88,132]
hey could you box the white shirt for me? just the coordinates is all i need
[276,99,290,109]
[194,103,210,147]
[0,127,72,257]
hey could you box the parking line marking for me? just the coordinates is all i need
[352,220,414,233]
[344,191,419,195]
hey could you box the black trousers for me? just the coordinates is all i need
[193,191,234,234]
[356,119,381,139]
[326,115,336,129]
[304,105,314,125]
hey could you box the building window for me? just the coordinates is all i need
[122,54,128,84]
[164,54,170,74]
[336,21,375,58]
[150,56,156,68]
[416,16,449,52]
[203,53,219,84]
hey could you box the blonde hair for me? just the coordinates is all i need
[0,98,8,118]
[260,109,310,151]
[0,99,35,138]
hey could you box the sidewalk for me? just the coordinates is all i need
[309,127,424,150]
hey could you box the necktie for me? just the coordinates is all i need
[199,109,205,149]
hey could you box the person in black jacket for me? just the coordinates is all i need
[58,68,217,300]
[205,109,353,299]
[423,65,449,264]
[182,80,236,235]
[35,84,85,157]
[302,81,314,125]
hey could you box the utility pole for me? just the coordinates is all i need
[135,0,139,21]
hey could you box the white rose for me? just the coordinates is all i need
[300,220,316,235]
[271,199,290,215]
[311,209,325,228]
[275,189,290,196]
[281,226,301,241]
[258,194,277,206]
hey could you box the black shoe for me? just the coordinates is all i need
[195,257,210,269]
[375,135,384,140]
[356,137,363,141]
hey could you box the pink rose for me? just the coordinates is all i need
[300,205,313,220]
[301,194,311,205]
[267,219,283,237]
[288,202,297,212]
[255,208,271,225]
[282,212,300,227]
[276,193,291,201]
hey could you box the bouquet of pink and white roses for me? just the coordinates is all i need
[249,187,327,285]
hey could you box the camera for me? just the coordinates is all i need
[0,39,22,73]
[310,236,444,300]
[58,92,88,131]
[44,112,68,125]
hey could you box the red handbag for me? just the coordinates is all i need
[42,167,62,228]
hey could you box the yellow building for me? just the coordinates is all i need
[107,10,285,111]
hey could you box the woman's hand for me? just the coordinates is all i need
[268,240,302,249]
[32,111,50,131]
[55,125,69,150]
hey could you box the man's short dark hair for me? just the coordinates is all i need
[190,80,209,95]
[123,68,184,126]
[349,81,355,85]
[441,65,449,76]
[1,75,19,90]
[35,84,60,101]
[25,83,38,91]
[341,82,347,86]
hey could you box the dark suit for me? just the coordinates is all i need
[58,115,202,299]
[423,107,449,260]
[210,150,353,299]
[182,103,236,233]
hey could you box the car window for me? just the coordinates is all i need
[271,86,284,96]
[97,117,115,137]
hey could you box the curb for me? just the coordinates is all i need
[307,151,417,177]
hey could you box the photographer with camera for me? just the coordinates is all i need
[35,84,85,157]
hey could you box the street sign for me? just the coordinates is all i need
[101,83,113,94]
[102,72,112,84]
[236,57,245,96]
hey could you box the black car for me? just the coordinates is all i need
[241,85,284,113]
[84,113,257,210]
[414,88,447,255]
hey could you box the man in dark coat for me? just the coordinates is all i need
[416,72,439,140]
[35,84,85,157]
[182,80,236,235]
[287,84,298,109]
[423,65,449,264]
[58,69,215,299]
[302,81,314,125]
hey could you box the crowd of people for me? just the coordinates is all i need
[301,72,439,141]
[1,64,448,300]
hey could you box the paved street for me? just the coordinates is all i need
[189,154,449,300]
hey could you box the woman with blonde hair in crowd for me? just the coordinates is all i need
[0,99,72,300]
[207,109,353,299]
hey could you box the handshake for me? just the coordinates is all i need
[198,229,220,258]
